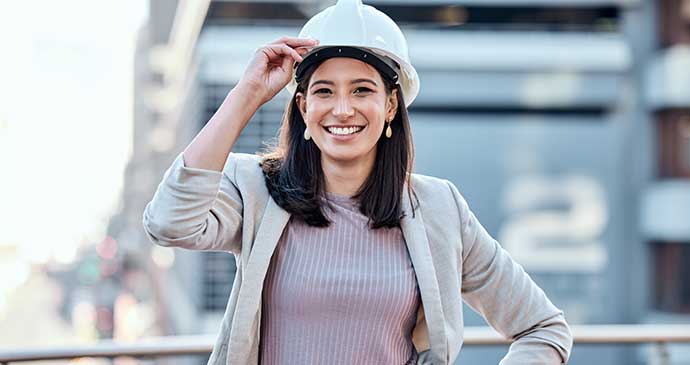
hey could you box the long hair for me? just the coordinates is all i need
[259,62,418,228]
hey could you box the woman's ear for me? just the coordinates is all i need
[295,92,307,122]
[386,88,399,121]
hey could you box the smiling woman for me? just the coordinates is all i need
[260,54,412,229]
[142,0,573,364]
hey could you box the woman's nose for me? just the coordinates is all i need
[332,96,355,119]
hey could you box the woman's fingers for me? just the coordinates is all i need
[262,44,304,63]
[236,37,318,105]
[269,36,319,48]
[261,37,319,66]
[295,46,311,55]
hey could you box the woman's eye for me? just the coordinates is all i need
[314,88,332,95]
[354,87,373,94]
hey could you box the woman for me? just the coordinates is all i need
[143,0,573,364]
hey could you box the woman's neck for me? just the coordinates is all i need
[321,153,375,197]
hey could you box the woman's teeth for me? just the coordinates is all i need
[326,126,364,135]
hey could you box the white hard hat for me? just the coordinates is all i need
[286,0,420,107]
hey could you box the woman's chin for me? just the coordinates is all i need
[324,153,359,163]
[321,149,371,164]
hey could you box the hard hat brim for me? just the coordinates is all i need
[294,46,401,86]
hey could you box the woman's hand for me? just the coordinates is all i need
[237,37,318,106]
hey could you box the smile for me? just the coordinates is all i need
[324,126,365,136]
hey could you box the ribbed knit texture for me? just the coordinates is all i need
[259,193,421,365]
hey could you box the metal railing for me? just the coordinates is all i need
[1,325,689,364]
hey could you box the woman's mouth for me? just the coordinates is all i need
[324,125,365,136]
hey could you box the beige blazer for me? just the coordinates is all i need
[143,152,573,365]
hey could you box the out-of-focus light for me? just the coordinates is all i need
[77,259,100,285]
[70,358,109,364]
[114,293,154,341]
[72,300,97,340]
[438,6,468,26]
[682,0,690,22]
[54,243,77,265]
[680,117,690,138]
[149,125,175,153]
[96,306,113,333]
[151,246,175,269]
[0,294,5,320]
[96,236,118,260]
[0,250,30,318]
[100,261,118,278]
[23,241,51,264]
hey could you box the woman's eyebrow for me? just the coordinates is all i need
[310,79,378,88]
[351,78,378,87]
[310,80,334,88]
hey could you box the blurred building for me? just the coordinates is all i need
[114,0,690,364]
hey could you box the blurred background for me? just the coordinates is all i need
[1,0,689,364]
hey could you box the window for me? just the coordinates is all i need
[376,4,619,32]
[657,110,690,178]
[206,2,306,26]
[202,83,285,154]
[652,109,690,314]
[199,83,288,311]
[659,0,690,46]
[203,252,237,311]
[651,241,690,313]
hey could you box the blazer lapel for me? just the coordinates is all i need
[400,189,449,364]
[247,197,291,270]
[228,197,291,361]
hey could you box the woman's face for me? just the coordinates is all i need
[296,57,398,167]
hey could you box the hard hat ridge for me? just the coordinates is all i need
[326,0,365,43]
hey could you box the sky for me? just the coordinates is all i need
[0,0,149,302]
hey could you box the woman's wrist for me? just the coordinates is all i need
[232,81,267,109]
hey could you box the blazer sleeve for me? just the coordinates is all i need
[447,180,573,364]
[141,152,244,254]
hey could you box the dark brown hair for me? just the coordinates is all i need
[259,62,418,228]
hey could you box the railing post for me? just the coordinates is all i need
[651,341,670,365]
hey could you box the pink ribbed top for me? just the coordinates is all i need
[259,193,421,364]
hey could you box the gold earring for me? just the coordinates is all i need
[304,127,311,141]
[385,121,392,139]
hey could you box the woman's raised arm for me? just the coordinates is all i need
[142,152,245,253]
[141,37,316,253]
